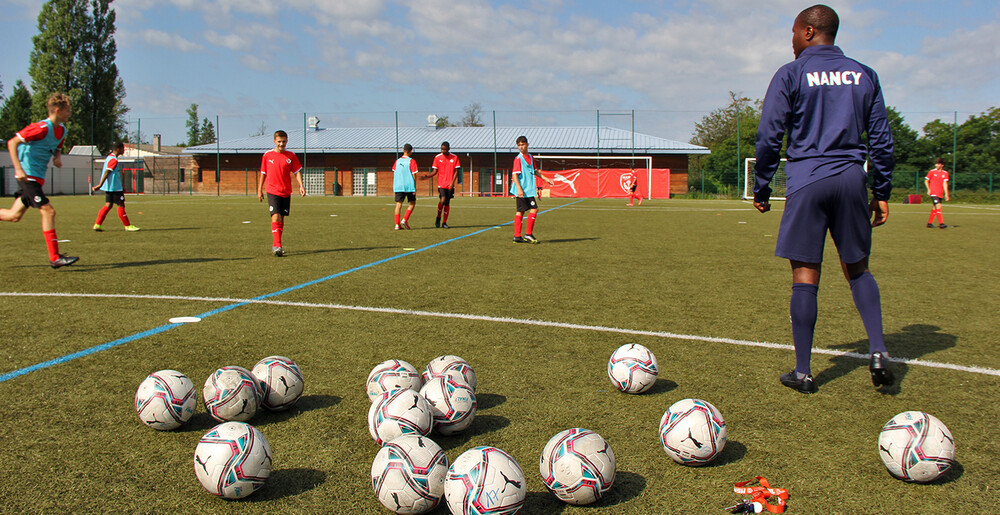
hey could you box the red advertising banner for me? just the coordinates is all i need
[538,168,671,199]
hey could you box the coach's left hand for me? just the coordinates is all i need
[870,199,889,227]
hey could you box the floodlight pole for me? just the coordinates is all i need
[303,112,308,172]
[952,111,958,189]
[216,115,220,196]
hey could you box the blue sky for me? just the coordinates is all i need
[1,0,998,146]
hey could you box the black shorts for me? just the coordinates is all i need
[930,196,942,206]
[515,197,538,213]
[267,193,291,216]
[438,187,455,204]
[104,191,126,206]
[15,180,49,208]
[630,184,637,192]
[395,192,416,203]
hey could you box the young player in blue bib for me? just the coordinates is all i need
[510,136,554,243]
[92,142,140,232]
[393,143,419,230]
[753,5,895,393]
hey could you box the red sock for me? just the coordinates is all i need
[437,202,443,218]
[525,213,536,235]
[43,229,60,261]
[442,205,450,224]
[928,210,936,224]
[394,213,401,225]
[404,207,413,222]
[271,222,282,246]
[514,214,523,237]
[117,206,130,226]
[95,206,111,225]
[936,210,944,224]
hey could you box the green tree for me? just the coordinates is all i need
[435,115,454,128]
[28,0,127,151]
[185,103,200,146]
[689,91,761,193]
[199,117,216,145]
[0,80,35,140]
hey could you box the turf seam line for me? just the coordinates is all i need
[3,291,997,379]
[0,199,585,383]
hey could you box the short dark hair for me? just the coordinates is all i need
[799,4,839,39]
[274,130,288,139]
[936,157,946,165]
[515,135,528,144]
[441,141,450,148]
[403,143,413,152]
[113,142,125,152]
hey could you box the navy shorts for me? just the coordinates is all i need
[775,167,871,264]
[267,193,291,216]
[15,180,49,208]
[104,191,125,206]
[516,197,538,213]
[395,192,416,203]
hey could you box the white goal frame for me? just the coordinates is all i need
[535,155,654,197]
[744,158,868,201]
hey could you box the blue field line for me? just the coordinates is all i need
[0,199,585,383]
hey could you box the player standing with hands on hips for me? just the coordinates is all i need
[753,5,895,393]
[510,135,555,244]
[258,130,305,257]
[1,92,78,268]
[925,158,950,228]
[92,142,141,232]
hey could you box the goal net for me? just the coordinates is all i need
[534,155,671,199]
[744,157,787,201]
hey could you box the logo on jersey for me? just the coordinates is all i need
[286,158,291,164]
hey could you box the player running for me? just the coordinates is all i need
[92,142,140,232]
[426,141,461,228]
[393,144,418,230]
[753,5,895,393]
[625,169,643,206]
[925,158,950,228]
[510,135,554,244]
[1,92,78,268]
[257,130,305,257]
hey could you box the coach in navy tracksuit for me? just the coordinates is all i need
[753,4,895,394]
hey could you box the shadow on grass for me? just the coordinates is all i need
[879,459,964,485]
[589,471,646,508]
[289,246,399,256]
[704,439,747,467]
[540,237,600,244]
[645,378,678,395]
[476,393,506,411]
[254,395,342,426]
[59,256,254,271]
[522,491,568,514]
[818,324,957,395]
[247,468,327,501]
[434,414,511,451]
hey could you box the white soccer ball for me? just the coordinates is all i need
[367,359,423,403]
[659,398,727,466]
[539,428,615,505]
[419,375,476,436]
[607,343,658,394]
[878,411,955,483]
[203,366,262,422]
[371,434,449,514]
[252,355,305,411]
[423,355,477,391]
[368,388,434,445]
[193,421,272,499]
[445,446,526,515]
[135,369,197,430]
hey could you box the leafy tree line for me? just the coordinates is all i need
[689,92,999,194]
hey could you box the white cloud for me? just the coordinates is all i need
[140,29,204,52]
[241,54,271,72]
[204,30,253,52]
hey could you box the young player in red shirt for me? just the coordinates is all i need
[625,169,643,206]
[92,142,140,232]
[1,92,78,268]
[257,130,305,256]
[427,141,461,228]
[924,158,950,228]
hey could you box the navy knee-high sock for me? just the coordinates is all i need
[790,283,819,376]
[849,271,887,355]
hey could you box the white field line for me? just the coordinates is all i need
[3,291,998,378]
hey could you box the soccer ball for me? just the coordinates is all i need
[445,446,526,515]
[419,375,476,436]
[134,369,197,430]
[423,355,477,391]
[371,434,449,514]
[878,411,955,483]
[193,421,272,499]
[252,355,305,411]
[203,366,262,422]
[367,359,423,403]
[607,343,658,394]
[659,398,727,466]
[539,428,615,505]
[368,388,434,445]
